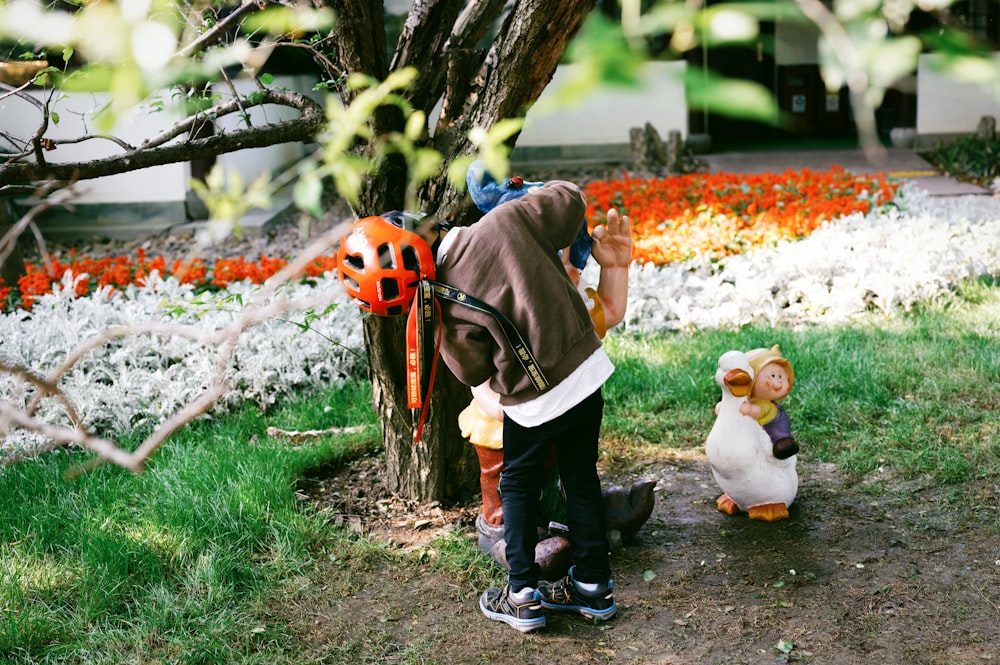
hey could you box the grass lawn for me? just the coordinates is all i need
[2,276,998,663]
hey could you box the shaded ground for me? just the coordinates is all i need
[291,452,1000,664]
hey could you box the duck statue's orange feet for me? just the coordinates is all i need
[748,502,790,522]
[716,494,740,515]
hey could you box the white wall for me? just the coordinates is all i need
[517,61,688,146]
[2,90,188,204]
[917,53,1000,135]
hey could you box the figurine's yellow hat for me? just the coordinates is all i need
[746,344,795,389]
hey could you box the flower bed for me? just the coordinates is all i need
[582,166,900,265]
[1,168,900,311]
[3,250,342,311]
[2,170,1000,460]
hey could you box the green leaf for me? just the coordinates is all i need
[409,148,442,185]
[447,156,476,190]
[545,12,646,110]
[684,70,781,124]
[707,1,807,22]
[920,25,992,56]
[53,65,115,92]
[404,110,426,142]
[567,13,644,86]
[701,8,760,46]
[835,0,882,23]
[865,36,921,88]
[639,2,695,34]
[293,175,323,218]
[240,7,334,36]
[330,158,369,208]
[260,72,274,85]
[936,54,1000,84]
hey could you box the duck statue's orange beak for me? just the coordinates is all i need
[724,368,753,397]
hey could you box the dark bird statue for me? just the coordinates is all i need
[603,479,657,545]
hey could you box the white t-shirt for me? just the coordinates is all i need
[504,348,613,427]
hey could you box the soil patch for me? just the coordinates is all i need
[290,452,1000,664]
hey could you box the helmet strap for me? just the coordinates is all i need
[406,280,442,442]
[428,222,452,259]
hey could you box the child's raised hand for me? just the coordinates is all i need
[591,208,632,269]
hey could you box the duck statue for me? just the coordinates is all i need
[705,350,798,521]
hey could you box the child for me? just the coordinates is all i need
[458,163,632,581]
[337,169,631,633]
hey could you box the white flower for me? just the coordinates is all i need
[3,186,1000,460]
[617,186,1000,333]
[1,272,364,458]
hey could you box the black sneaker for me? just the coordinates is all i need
[538,567,617,621]
[479,585,546,633]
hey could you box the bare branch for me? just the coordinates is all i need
[0,89,325,197]
[793,0,887,165]
[267,424,364,441]
[0,188,77,267]
[0,221,354,473]
[0,401,135,470]
[0,360,85,428]
[449,0,507,51]
[390,0,465,112]
[48,133,137,152]
[177,0,262,60]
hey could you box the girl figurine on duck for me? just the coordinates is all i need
[745,345,800,460]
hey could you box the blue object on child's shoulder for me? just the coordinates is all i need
[466,160,593,270]
[569,224,593,270]
[466,160,544,212]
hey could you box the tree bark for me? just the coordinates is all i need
[363,316,475,500]
[327,0,481,502]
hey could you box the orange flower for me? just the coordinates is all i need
[582,166,899,265]
[305,256,338,277]
[173,258,207,285]
[0,167,900,312]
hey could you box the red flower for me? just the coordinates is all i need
[0,167,900,312]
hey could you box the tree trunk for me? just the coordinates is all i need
[363,316,476,500]
[327,0,594,502]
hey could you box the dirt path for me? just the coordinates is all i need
[291,454,1000,664]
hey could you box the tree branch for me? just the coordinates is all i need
[390,0,465,113]
[0,89,325,196]
[1,220,353,473]
[0,188,77,267]
[177,0,262,60]
[793,0,886,164]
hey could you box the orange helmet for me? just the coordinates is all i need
[337,215,436,316]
